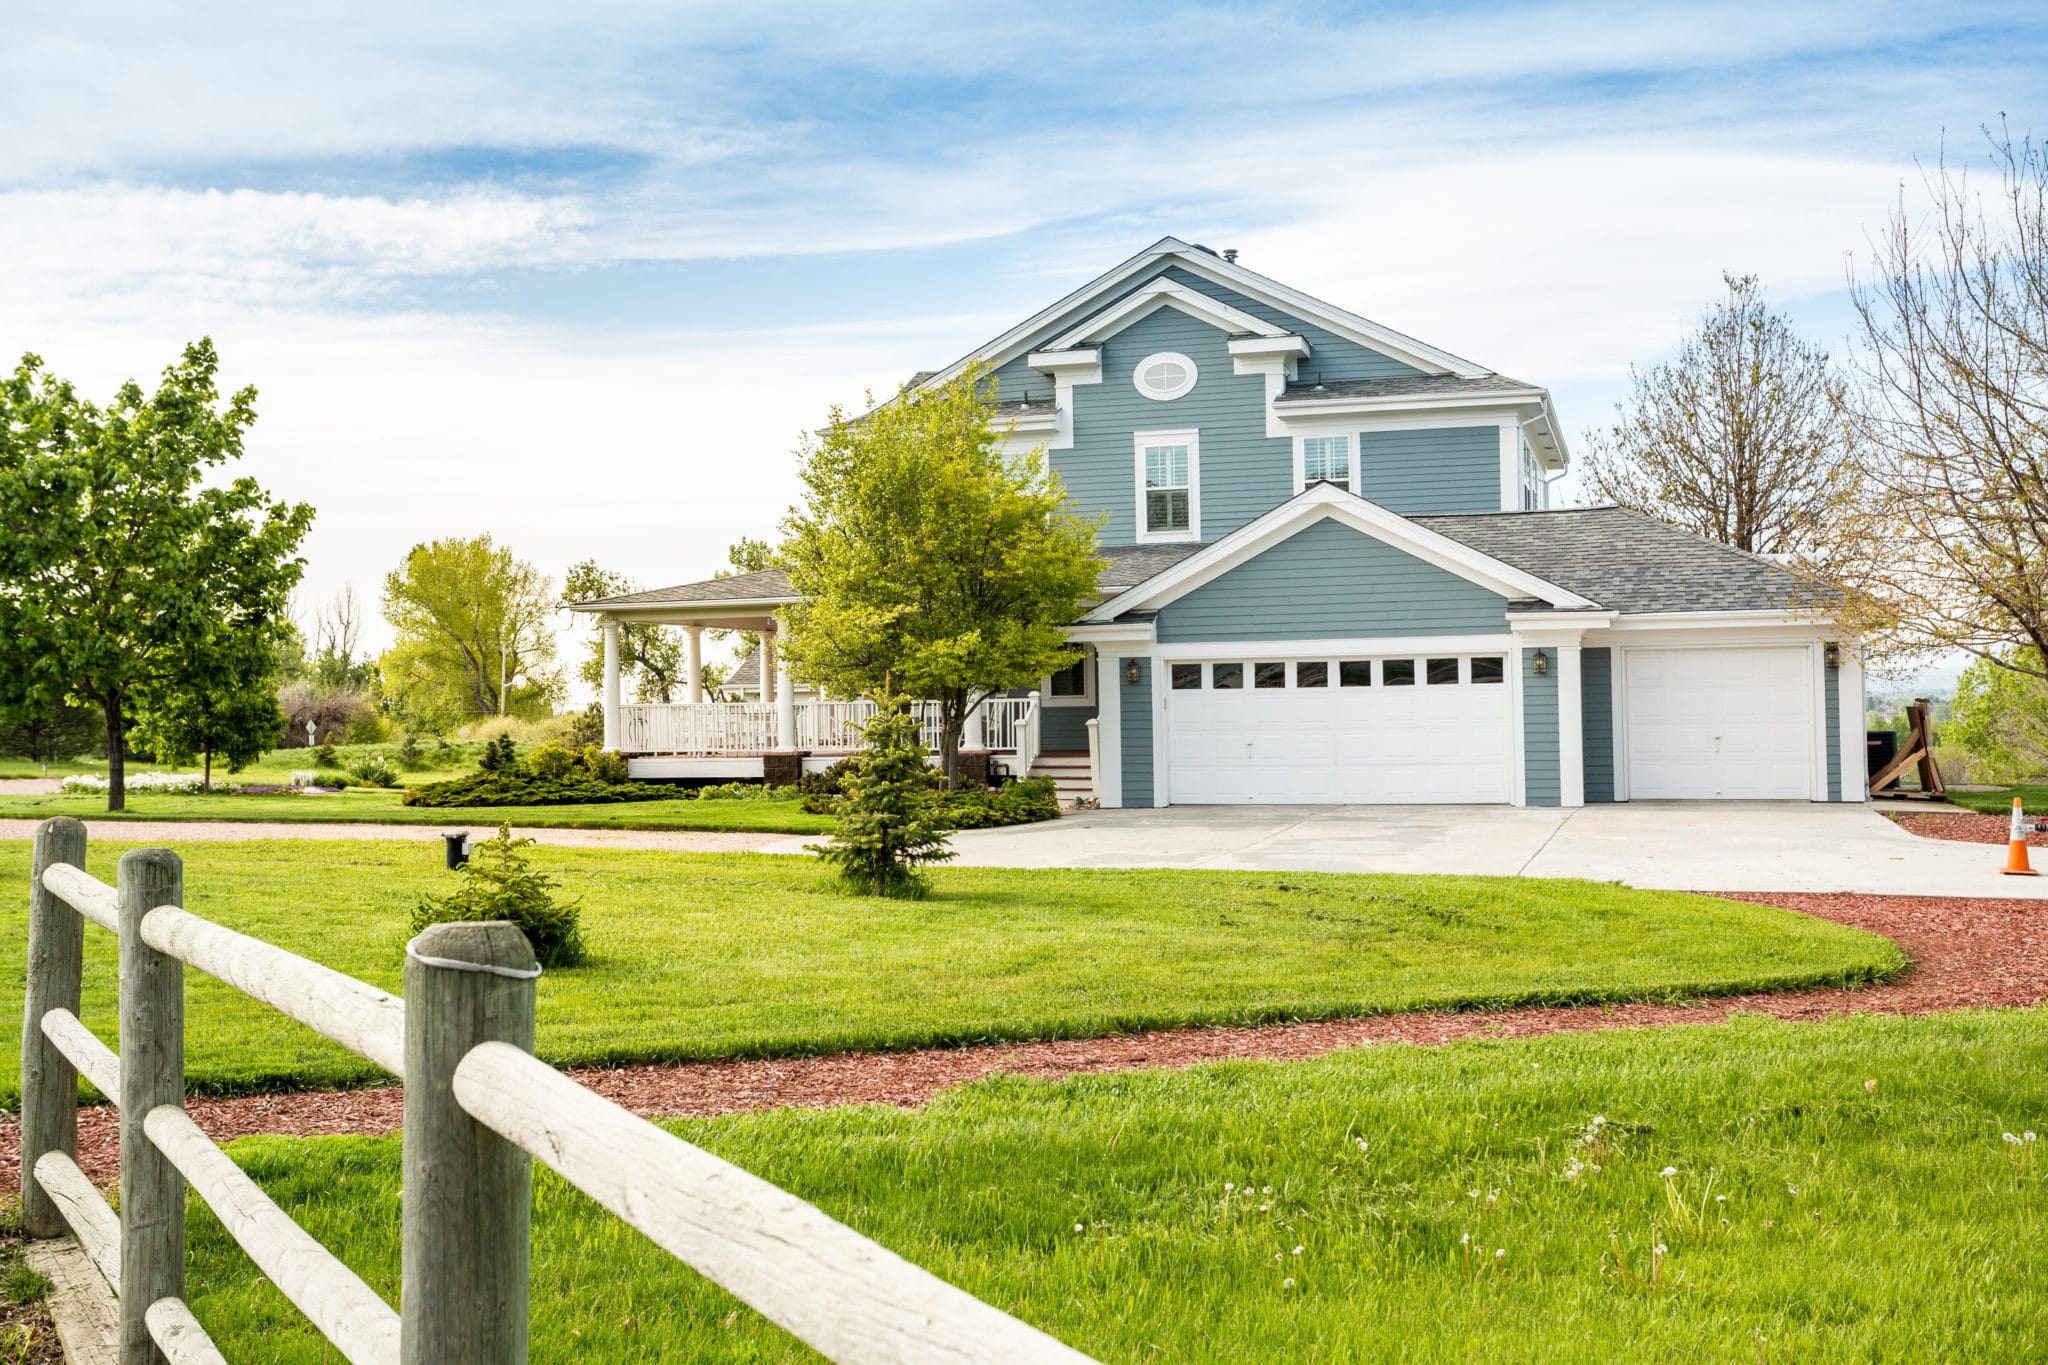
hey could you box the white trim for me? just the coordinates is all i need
[1557,642,1585,808]
[1227,334,1311,362]
[1151,656,1169,807]
[1275,388,1549,417]
[1509,642,1527,806]
[1609,653,1628,801]
[1063,620,1159,647]
[1133,429,1202,543]
[1132,351,1198,402]
[1042,646,1096,707]
[1095,484,1594,621]
[1153,633,1516,661]
[1025,347,1102,373]
[1837,650,1866,803]
[1095,649,1124,807]
[1810,642,1830,802]
[1049,279,1288,350]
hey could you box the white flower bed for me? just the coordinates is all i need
[61,771,208,796]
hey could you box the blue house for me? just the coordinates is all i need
[572,238,1865,808]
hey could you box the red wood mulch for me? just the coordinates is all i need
[1891,809,2048,848]
[6,892,2042,1188]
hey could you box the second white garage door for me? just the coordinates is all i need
[1624,647,1815,800]
[1165,655,1514,804]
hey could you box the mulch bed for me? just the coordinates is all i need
[6,892,2042,1188]
[1891,809,2048,848]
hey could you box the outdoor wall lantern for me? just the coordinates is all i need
[1124,659,1141,685]
[1825,642,1842,668]
[1532,649,1549,676]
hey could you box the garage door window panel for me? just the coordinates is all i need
[1426,658,1460,685]
[1171,663,1201,690]
[1212,662,1243,690]
[1384,659,1416,686]
[1255,662,1286,689]
[1471,655,1505,684]
[1295,662,1328,688]
[1339,660,1372,686]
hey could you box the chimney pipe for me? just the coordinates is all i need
[1223,248,1239,264]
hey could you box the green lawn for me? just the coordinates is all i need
[1944,783,2048,816]
[185,1009,2048,1362]
[0,739,486,788]
[0,839,1902,1103]
[0,787,831,833]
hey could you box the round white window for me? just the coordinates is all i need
[1134,352,1197,401]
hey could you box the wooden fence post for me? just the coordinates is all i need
[118,849,185,1365]
[402,922,538,1364]
[22,817,88,1238]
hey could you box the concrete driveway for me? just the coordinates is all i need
[874,803,2048,898]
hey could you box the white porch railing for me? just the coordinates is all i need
[619,695,1041,763]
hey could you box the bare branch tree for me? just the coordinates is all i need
[1578,273,1869,572]
[1847,123,2048,683]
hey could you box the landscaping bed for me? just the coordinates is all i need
[1890,810,2048,846]
[0,788,834,833]
[0,840,1902,1104]
[175,1008,2048,1361]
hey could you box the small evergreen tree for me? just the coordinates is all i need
[810,702,953,898]
[477,733,517,772]
[411,822,587,967]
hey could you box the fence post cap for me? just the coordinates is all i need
[117,847,183,876]
[35,814,87,841]
[407,920,536,972]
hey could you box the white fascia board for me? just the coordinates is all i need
[1087,485,1596,621]
[1506,612,1620,643]
[1063,620,1158,647]
[1273,388,1549,420]
[1025,347,1102,373]
[1152,633,1517,659]
[997,409,1058,434]
[1047,279,1288,350]
[1603,609,1836,630]
[1226,334,1310,361]
[1164,251,1489,378]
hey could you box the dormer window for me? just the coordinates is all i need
[1134,352,1197,401]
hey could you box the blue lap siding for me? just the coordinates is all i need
[1156,518,1511,643]
[1120,658,1154,807]
[1582,647,1614,803]
[1522,648,1560,807]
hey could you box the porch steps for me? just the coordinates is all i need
[1029,750,1095,803]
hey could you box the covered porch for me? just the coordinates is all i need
[566,569,1047,779]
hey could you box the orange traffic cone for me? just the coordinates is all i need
[2004,797,2039,876]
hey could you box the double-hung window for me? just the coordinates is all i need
[1135,431,1199,541]
[1301,434,1352,492]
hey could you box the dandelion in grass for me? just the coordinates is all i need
[1495,1248,1506,1260]
[1074,1223,1084,1234]
[1660,1166,1677,1179]
[1292,1246,1304,1256]
[1865,1079,1878,1093]
[1283,1277,1295,1289]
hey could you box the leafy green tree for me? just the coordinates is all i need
[0,698,101,766]
[809,705,953,898]
[130,622,286,790]
[563,560,686,702]
[0,341,313,809]
[1948,648,2048,783]
[379,535,563,730]
[709,536,779,665]
[779,363,1103,781]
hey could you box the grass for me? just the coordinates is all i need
[0,788,832,833]
[0,739,487,788]
[1944,783,2048,816]
[0,839,1902,1103]
[183,1009,2048,1362]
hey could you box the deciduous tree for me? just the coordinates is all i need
[778,364,1104,782]
[1579,273,1867,570]
[0,340,312,809]
[130,623,286,790]
[1847,125,2048,681]
[379,535,563,730]
[563,560,685,702]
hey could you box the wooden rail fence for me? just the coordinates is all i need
[20,816,1096,1363]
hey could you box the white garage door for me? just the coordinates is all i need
[1165,655,1513,804]
[1625,647,1814,799]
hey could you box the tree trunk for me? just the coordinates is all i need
[203,748,213,794]
[103,696,125,813]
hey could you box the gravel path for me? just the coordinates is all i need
[0,818,788,853]
[7,891,2041,1187]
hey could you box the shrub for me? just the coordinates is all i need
[401,771,671,808]
[61,771,206,796]
[583,746,629,784]
[933,776,1060,829]
[312,743,339,767]
[314,770,358,789]
[411,822,587,968]
[796,759,855,796]
[810,706,954,898]
[396,734,425,770]
[348,756,399,788]
[567,702,605,748]
[477,734,518,773]
[526,741,580,781]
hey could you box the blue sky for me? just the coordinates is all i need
[6,1,2046,673]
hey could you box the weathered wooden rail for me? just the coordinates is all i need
[20,816,1096,1363]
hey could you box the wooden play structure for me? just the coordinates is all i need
[1869,697,1947,799]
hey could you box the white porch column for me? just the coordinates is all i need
[1837,648,1867,802]
[600,616,622,752]
[774,651,797,753]
[1094,650,1124,808]
[685,627,704,704]
[760,632,777,705]
[1557,642,1584,808]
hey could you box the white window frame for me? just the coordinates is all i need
[1132,351,1198,402]
[1043,646,1096,707]
[1134,429,1201,543]
[1293,431,1355,494]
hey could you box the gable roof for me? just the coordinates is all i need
[568,568,795,611]
[921,237,1493,390]
[1412,507,1830,615]
[1275,373,1544,405]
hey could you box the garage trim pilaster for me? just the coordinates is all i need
[1508,613,1617,809]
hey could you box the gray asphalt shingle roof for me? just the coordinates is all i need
[1274,373,1540,403]
[1412,506,1827,614]
[1096,541,1210,591]
[571,568,795,609]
